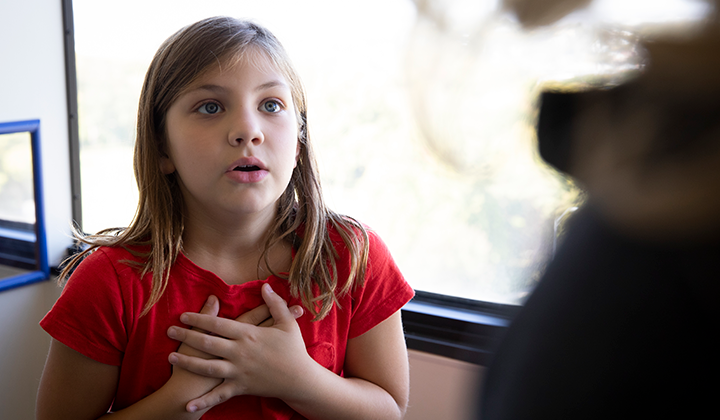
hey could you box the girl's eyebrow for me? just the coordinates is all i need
[188,80,289,95]
[254,80,290,92]
[190,84,229,94]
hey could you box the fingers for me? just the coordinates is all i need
[199,295,220,317]
[240,288,304,327]
[289,305,304,319]
[256,306,304,327]
[235,304,271,326]
[194,286,303,330]
[168,351,231,379]
[174,295,220,358]
[176,288,304,337]
[186,383,237,413]
[168,324,231,358]
[261,283,302,326]
[258,316,275,328]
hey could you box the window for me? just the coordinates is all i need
[74,0,575,306]
[69,0,713,361]
[0,120,49,291]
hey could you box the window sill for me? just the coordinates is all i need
[402,291,520,365]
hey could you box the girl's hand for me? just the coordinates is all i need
[175,295,221,360]
[167,284,309,413]
[164,295,222,415]
[167,293,299,413]
[174,295,275,359]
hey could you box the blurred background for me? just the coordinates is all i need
[64,0,710,304]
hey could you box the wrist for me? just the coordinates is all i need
[279,356,333,407]
[96,377,211,420]
[167,366,222,399]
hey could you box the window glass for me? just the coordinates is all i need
[72,0,711,304]
[0,132,34,224]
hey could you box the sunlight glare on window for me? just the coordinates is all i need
[72,0,713,304]
[0,132,34,224]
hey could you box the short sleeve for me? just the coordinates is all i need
[40,249,129,366]
[348,230,414,338]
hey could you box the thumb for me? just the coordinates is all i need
[199,295,220,317]
[261,283,299,326]
[289,305,304,319]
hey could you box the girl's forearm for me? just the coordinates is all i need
[97,372,213,420]
[282,364,406,420]
[36,341,213,420]
[282,312,410,420]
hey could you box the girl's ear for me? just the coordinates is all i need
[160,154,176,174]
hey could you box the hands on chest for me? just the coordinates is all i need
[166,283,307,413]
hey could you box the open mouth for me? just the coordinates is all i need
[233,165,261,172]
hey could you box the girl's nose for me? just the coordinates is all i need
[228,109,264,146]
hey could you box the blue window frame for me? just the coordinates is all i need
[0,119,50,292]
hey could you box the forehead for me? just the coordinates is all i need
[192,47,289,88]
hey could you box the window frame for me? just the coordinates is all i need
[63,0,83,228]
[0,119,50,292]
[402,291,519,365]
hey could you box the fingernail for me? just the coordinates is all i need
[188,405,197,413]
[206,295,216,306]
[264,283,275,294]
[291,306,304,318]
[168,353,178,364]
[180,313,189,323]
[167,326,177,338]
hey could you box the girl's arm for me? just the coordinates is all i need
[36,298,220,420]
[36,339,119,420]
[169,283,409,420]
[285,309,410,420]
[36,296,287,420]
[36,337,212,420]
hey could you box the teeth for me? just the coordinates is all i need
[234,165,259,172]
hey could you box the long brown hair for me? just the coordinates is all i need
[60,17,369,319]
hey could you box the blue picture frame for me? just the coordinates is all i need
[0,119,50,292]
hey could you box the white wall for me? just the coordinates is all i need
[0,279,62,419]
[0,0,73,266]
[0,0,72,418]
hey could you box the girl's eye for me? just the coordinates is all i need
[198,102,221,114]
[262,100,282,113]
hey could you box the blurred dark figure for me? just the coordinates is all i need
[481,1,720,418]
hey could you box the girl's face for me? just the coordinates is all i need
[162,50,299,225]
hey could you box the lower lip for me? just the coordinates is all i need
[225,169,269,183]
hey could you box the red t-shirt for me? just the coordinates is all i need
[40,227,414,419]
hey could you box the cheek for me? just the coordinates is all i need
[282,142,298,175]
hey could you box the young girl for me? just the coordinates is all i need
[37,16,414,420]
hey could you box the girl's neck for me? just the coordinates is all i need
[180,208,291,286]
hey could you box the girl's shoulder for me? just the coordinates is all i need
[73,243,150,275]
[325,220,401,283]
[330,221,413,337]
[326,220,389,259]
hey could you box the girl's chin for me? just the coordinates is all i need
[220,199,283,220]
